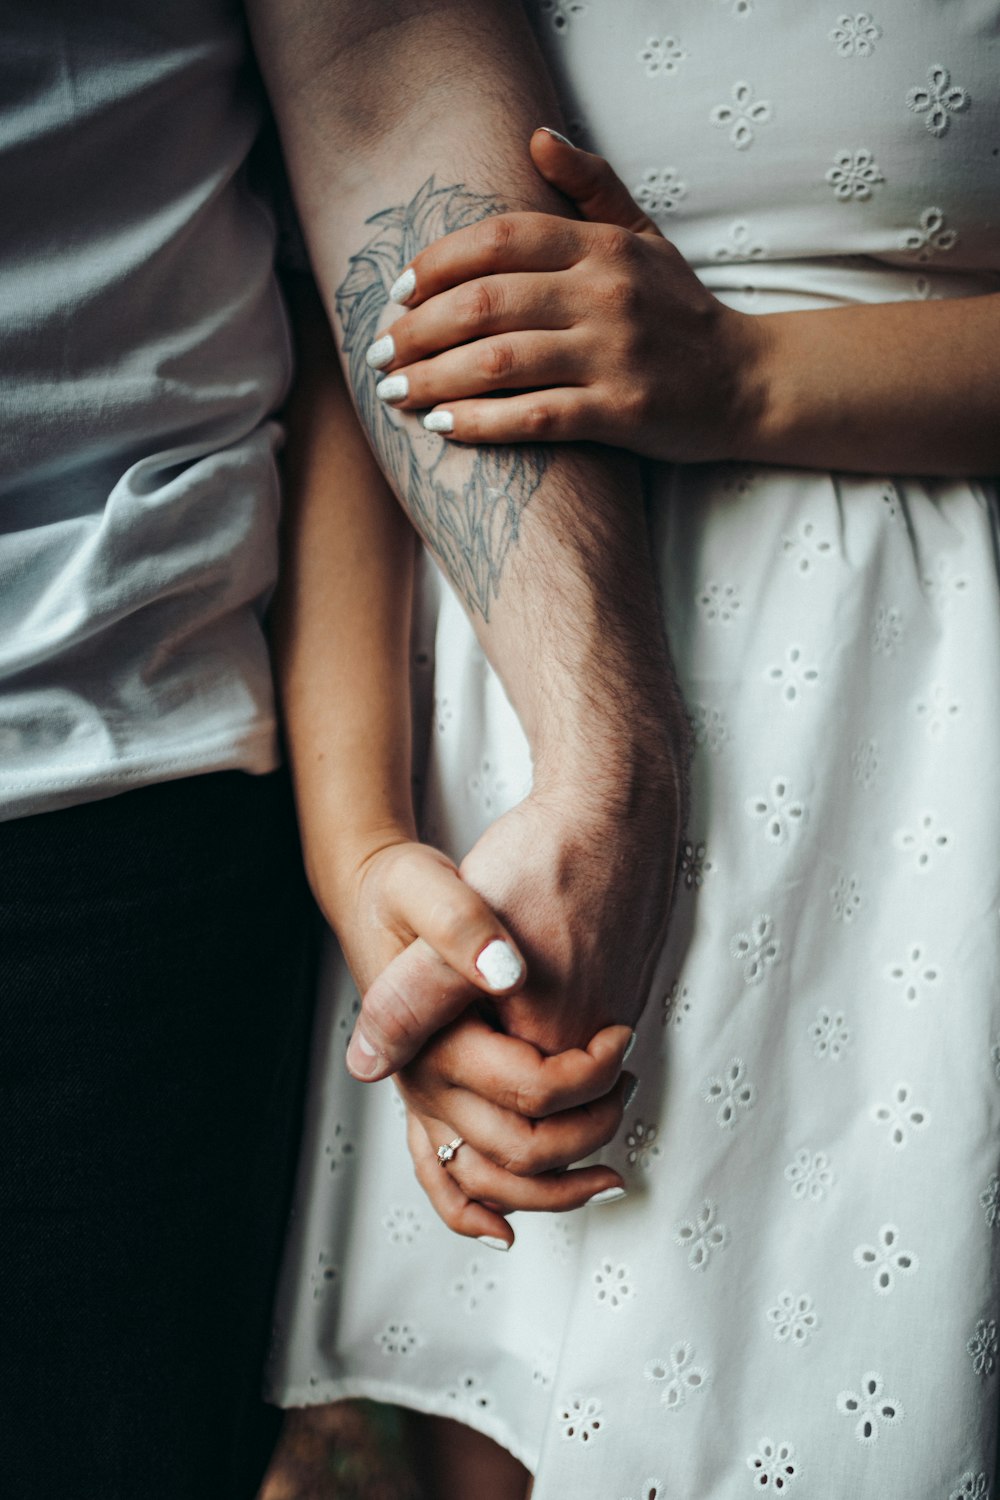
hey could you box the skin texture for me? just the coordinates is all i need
[371,129,1000,477]
[247,0,689,1081]
[273,281,632,1246]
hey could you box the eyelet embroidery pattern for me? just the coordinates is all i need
[324,1123,355,1172]
[765,645,820,704]
[886,944,941,1005]
[718,0,753,15]
[906,65,971,137]
[967,1319,998,1380]
[699,579,742,623]
[912,683,960,740]
[880,480,901,519]
[893,813,952,871]
[638,35,688,78]
[644,1343,710,1411]
[808,1008,851,1061]
[950,1476,990,1500]
[633,167,687,217]
[826,148,884,200]
[836,1372,904,1444]
[851,736,881,789]
[593,1260,635,1311]
[679,839,714,888]
[468,757,508,814]
[539,0,588,33]
[766,1291,819,1346]
[662,980,693,1027]
[731,915,782,985]
[625,1118,663,1169]
[450,1257,500,1313]
[900,207,958,260]
[711,82,773,150]
[548,1217,578,1261]
[309,1250,338,1303]
[953,1476,989,1500]
[922,556,970,614]
[871,1083,930,1148]
[746,777,806,845]
[703,1058,757,1129]
[713,220,765,261]
[782,518,833,574]
[375,1321,421,1357]
[532,1347,555,1389]
[622,1482,665,1500]
[853,1224,919,1294]
[382,1205,423,1246]
[559,1394,603,1443]
[830,13,881,57]
[675,1198,731,1271]
[445,1371,493,1412]
[830,872,863,923]
[979,1176,1000,1227]
[747,1438,798,1490]
[785,1148,835,1202]
[692,701,730,753]
[872,604,904,655]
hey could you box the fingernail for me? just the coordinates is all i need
[376,374,409,404]
[423,410,454,434]
[478,1235,510,1253]
[623,1029,637,1063]
[475,938,525,991]
[346,1029,382,1079]
[365,334,395,370]
[390,267,416,304]
[623,1076,639,1110]
[539,126,575,148]
[587,1185,627,1206]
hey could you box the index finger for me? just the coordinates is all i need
[410,1012,634,1118]
[390,212,585,307]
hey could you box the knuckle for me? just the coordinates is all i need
[521,401,554,438]
[362,977,425,1060]
[427,894,475,954]
[600,225,637,264]
[456,280,496,332]
[479,214,516,260]
[484,338,516,382]
[512,1078,547,1120]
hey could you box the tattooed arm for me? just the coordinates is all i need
[248,0,688,1066]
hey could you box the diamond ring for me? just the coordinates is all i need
[437,1136,465,1167]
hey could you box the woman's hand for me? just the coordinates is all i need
[397,1013,633,1249]
[364,128,762,461]
[327,834,633,1246]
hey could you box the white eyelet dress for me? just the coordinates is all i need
[266,5,1000,1496]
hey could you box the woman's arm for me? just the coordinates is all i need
[273,275,632,1245]
[368,129,1000,478]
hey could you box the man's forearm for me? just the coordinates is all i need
[248,0,685,803]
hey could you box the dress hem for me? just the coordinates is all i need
[267,1374,538,1475]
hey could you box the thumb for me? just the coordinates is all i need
[530,127,664,238]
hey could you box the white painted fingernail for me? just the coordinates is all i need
[346,1029,382,1079]
[623,1076,639,1110]
[390,267,416,304]
[539,126,575,148]
[475,939,525,991]
[623,1029,637,1063]
[423,410,454,434]
[478,1236,510,1253]
[365,334,395,370]
[587,1186,627,1206]
[376,374,409,404]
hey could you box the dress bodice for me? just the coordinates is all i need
[525,1,1000,303]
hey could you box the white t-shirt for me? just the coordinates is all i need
[0,0,292,819]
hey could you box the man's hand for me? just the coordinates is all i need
[348,769,681,1073]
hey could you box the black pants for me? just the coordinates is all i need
[0,771,316,1499]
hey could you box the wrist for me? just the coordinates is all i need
[719,306,781,465]
[301,812,417,930]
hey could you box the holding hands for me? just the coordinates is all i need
[328,825,639,1249]
[366,127,762,462]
